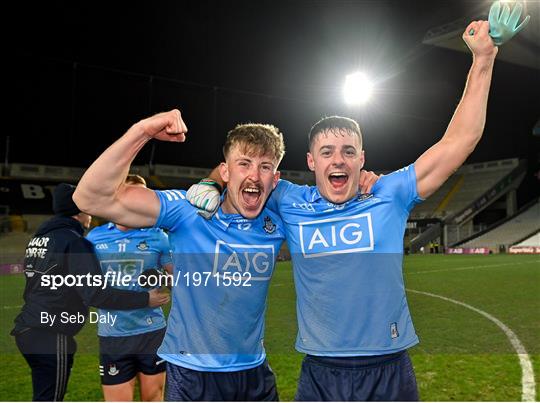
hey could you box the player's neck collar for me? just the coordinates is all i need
[215,207,255,229]
[313,188,361,207]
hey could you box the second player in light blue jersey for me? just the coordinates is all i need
[86,175,173,402]
[265,164,422,357]
[188,18,500,399]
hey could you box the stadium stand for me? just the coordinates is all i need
[408,158,527,251]
[410,158,519,219]
[1,158,535,259]
[513,231,540,247]
[409,175,462,219]
[0,232,32,265]
[0,205,10,234]
[457,199,540,252]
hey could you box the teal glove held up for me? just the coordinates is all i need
[488,1,530,46]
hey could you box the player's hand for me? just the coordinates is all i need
[488,1,530,46]
[358,170,380,194]
[147,288,170,307]
[138,109,188,142]
[186,179,221,219]
[463,20,498,60]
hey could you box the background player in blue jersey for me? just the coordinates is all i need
[12,183,170,402]
[187,18,504,401]
[86,174,173,402]
[73,111,288,400]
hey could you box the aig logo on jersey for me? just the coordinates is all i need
[213,241,275,281]
[101,259,144,278]
[299,213,374,258]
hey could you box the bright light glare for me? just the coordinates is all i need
[343,72,373,105]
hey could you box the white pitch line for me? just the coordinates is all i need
[407,260,540,275]
[2,305,22,309]
[407,288,536,402]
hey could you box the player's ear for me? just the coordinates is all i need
[219,162,229,183]
[359,150,365,169]
[307,152,315,171]
[272,171,280,189]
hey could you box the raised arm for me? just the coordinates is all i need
[415,20,497,199]
[73,110,188,227]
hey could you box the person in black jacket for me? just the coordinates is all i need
[11,183,170,402]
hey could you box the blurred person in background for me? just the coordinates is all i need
[11,183,169,402]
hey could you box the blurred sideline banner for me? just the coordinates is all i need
[446,247,491,255]
[508,246,540,254]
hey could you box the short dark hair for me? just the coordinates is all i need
[308,116,362,150]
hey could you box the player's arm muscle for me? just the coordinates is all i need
[74,110,187,228]
[415,21,496,199]
[74,130,159,227]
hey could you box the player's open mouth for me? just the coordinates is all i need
[241,186,261,208]
[328,172,349,189]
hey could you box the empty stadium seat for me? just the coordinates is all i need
[459,200,540,250]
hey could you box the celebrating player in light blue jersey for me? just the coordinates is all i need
[73,112,289,400]
[86,174,173,402]
[188,18,502,401]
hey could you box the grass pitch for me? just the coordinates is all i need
[1,254,539,401]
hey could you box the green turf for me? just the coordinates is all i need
[1,254,539,401]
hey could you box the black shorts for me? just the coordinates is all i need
[164,359,279,401]
[99,327,166,385]
[295,350,419,401]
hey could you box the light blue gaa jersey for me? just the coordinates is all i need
[154,189,285,372]
[86,223,172,337]
[266,164,424,356]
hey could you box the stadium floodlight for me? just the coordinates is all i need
[343,72,373,105]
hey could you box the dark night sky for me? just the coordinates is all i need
[9,0,540,176]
